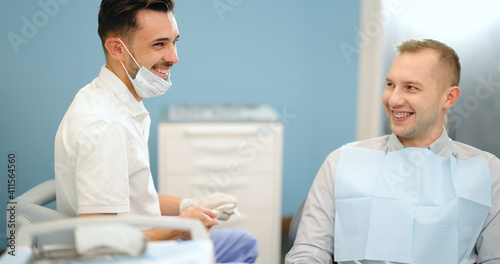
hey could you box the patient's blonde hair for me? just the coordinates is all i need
[396,39,461,87]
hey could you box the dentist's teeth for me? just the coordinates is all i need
[154,68,168,74]
[393,112,412,118]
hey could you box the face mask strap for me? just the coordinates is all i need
[117,38,141,69]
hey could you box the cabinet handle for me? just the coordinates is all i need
[193,159,249,171]
[191,140,241,152]
[191,177,249,189]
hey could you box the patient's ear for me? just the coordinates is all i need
[443,86,461,110]
[104,38,126,61]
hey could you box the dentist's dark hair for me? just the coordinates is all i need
[98,0,175,48]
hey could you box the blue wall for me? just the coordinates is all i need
[0,0,359,249]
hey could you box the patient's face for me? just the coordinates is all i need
[383,48,448,147]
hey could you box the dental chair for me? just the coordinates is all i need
[2,215,214,264]
[4,180,215,264]
[8,179,69,223]
[7,179,71,248]
[288,198,305,247]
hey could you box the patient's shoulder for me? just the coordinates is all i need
[453,140,498,161]
[322,135,390,164]
[343,135,390,150]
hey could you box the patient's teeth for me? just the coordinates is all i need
[394,112,412,118]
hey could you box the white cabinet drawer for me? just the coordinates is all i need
[162,153,277,174]
[159,123,282,156]
[159,123,282,174]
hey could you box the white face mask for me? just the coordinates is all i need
[118,39,172,98]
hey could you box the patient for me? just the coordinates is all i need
[54,0,258,263]
[286,39,500,263]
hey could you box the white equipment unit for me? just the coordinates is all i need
[158,105,283,264]
[0,215,214,264]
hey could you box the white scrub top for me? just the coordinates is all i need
[55,65,160,217]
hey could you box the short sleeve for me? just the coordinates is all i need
[74,121,131,214]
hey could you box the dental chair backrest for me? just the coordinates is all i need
[288,198,306,247]
[7,180,72,248]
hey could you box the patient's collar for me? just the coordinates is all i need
[386,128,452,157]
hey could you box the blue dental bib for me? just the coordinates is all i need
[334,138,491,264]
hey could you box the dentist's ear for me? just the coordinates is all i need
[443,86,461,110]
[104,37,126,61]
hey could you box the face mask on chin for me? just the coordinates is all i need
[118,39,172,99]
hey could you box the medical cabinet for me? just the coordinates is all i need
[158,105,283,263]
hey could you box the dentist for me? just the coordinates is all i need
[54,0,258,263]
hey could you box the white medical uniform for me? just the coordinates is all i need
[55,65,160,217]
[285,131,500,264]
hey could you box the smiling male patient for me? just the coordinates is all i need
[286,39,500,263]
[54,1,258,263]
